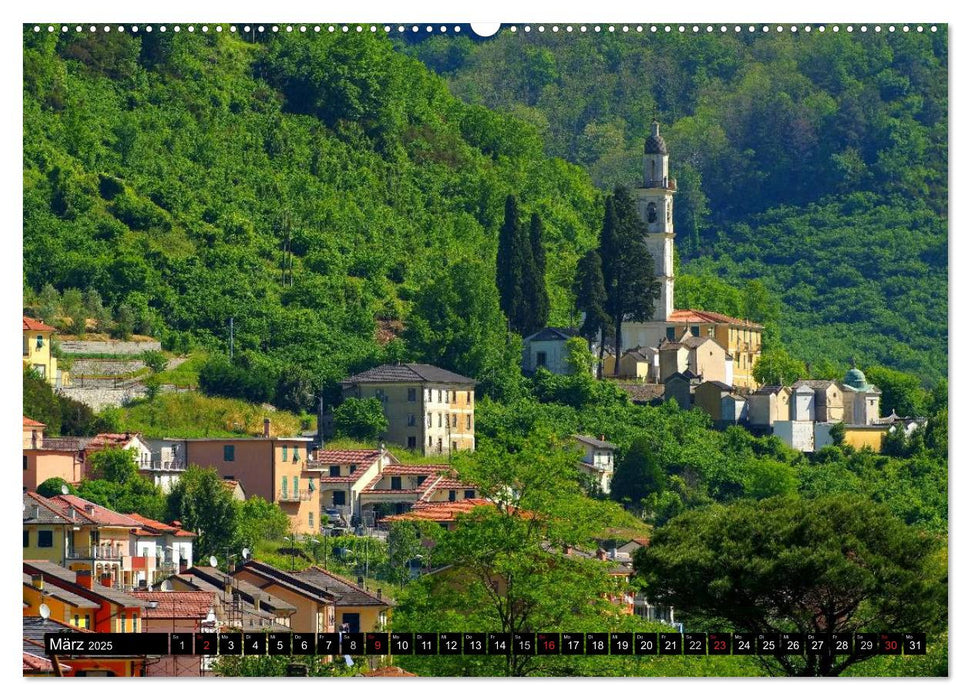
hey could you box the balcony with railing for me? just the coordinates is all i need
[278,489,314,503]
[142,458,187,473]
[65,545,125,562]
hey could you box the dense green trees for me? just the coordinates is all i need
[633,495,947,676]
[23,28,602,415]
[165,466,241,558]
[332,397,388,442]
[599,187,660,369]
[496,195,550,336]
[404,30,947,383]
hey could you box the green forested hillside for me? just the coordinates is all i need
[23,28,601,408]
[400,28,948,383]
[23,27,948,407]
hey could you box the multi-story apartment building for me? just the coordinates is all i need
[176,426,317,534]
[339,363,476,456]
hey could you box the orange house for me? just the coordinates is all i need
[23,416,85,489]
[178,430,318,534]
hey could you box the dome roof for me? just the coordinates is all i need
[843,367,868,390]
[644,121,668,155]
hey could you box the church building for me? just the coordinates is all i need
[621,122,764,390]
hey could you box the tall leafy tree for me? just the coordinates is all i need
[634,494,947,676]
[600,187,660,373]
[166,466,240,558]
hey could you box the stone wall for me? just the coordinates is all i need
[60,340,161,355]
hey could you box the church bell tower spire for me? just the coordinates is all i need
[636,120,677,323]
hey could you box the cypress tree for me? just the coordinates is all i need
[496,194,522,326]
[573,248,611,377]
[507,213,534,334]
[521,213,550,335]
[600,186,660,375]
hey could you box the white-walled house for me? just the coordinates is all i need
[574,435,617,493]
[522,327,582,375]
[128,514,196,588]
[143,439,189,493]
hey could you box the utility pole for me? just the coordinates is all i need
[229,317,234,362]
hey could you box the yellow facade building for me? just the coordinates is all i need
[23,316,69,387]
[339,363,475,456]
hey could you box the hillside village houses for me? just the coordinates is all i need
[24,315,70,388]
[335,362,476,456]
[523,123,763,391]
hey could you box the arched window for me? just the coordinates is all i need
[647,202,657,223]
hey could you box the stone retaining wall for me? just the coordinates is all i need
[60,340,161,355]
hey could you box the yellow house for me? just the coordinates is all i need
[23,316,69,387]
[23,570,99,630]
[339,363,476,456]
[24,491,144,589]
[233,560,340,634]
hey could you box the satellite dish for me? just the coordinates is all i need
[39,603,51,620]
[209,555,218,568]
[160,580,173,592]
[60,484,70,495]
[241,548,250,560]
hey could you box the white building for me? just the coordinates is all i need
[522,327,582,375]
[574,435,617,494]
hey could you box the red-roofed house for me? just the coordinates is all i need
[22,416,85,489]
[23,316,69,387]
[306,447,398,522]
[128,514,196,586]
[23,491,143,588]
[129,588,221,673]
[381,498,497,530]
[307,448,479,524]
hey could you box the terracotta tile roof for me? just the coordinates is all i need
[383,464,447,476]
[424,478,471,492]
[127,513,197,538]
[129,591,218,619]
[23,651,71,674]
[382,498,496,524]
[318,475,361,484]
[23,316,56,332]
[362,666,417,677]
[310,450,383,466]
[49,494,141,527]
[668,308,763,329]
[84,433,141,450]
[23,416,46,428]
[343,363,475,386]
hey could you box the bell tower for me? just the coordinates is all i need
[635,120,676,323]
